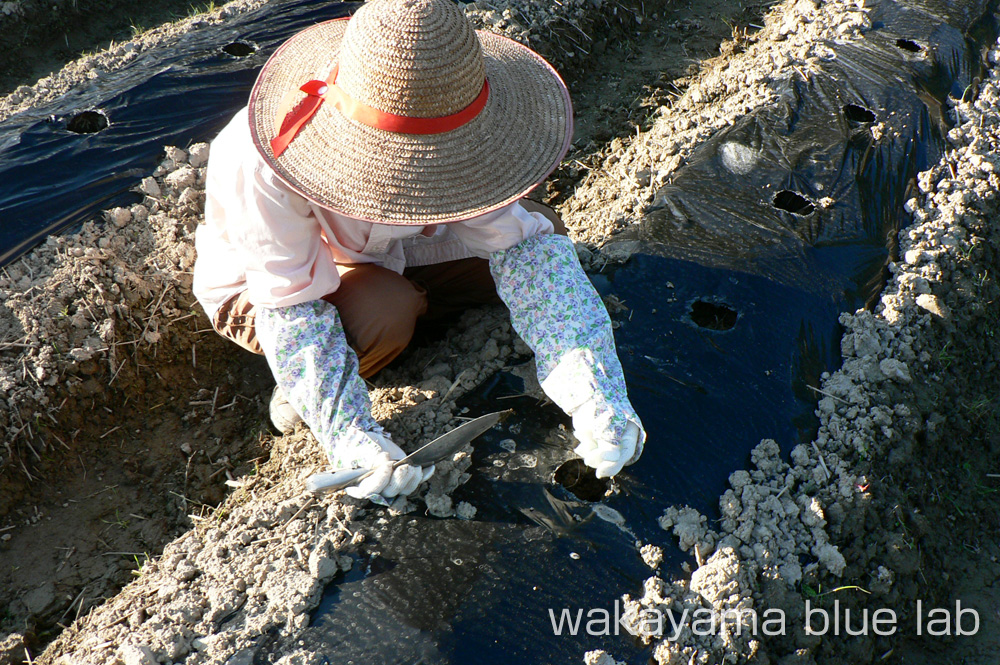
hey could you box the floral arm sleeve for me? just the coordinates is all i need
[489,233,645,467]
[254,300,386,470]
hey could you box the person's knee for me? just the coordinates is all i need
[355,293,424,377]
[372,293,422,354]
[328,263,427,376]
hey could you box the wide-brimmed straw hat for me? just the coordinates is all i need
[248,0,573,225]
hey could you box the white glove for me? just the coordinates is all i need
[255,301,434,503]
[570,397,643,478]
[342,433,435,504]
[489,233,646,480]
[541,348,646,479]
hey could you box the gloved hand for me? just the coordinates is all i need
[255,300,435,505]
[342,433,435,503]
[490,232,647,479]
[570,397,643,479]
[541,347,646,479]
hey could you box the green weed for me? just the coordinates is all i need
[937,341,955,369]
[131,551,151,577]
[802,583,871,599]
[186,0,218,17]
[101,509,129,530]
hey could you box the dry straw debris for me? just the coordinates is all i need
[1,0,999,663]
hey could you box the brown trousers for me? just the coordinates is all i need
[211,201,564,378]
[212,258,502,378]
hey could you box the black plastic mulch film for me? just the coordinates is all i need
[1,0,996,662]
[0,1,361,266]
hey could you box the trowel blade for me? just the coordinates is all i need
[305,410,511,495]
[401,409,511,467]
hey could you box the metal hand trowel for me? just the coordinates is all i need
[304,409,511,495]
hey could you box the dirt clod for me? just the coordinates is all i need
[3,0,998,663]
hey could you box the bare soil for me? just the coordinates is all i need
[0,0,764,660]
[2,0,999,664]
[0,0,213,95]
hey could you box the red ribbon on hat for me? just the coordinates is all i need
[270,65,490,157]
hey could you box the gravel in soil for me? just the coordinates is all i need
[3,0,999,664]
[599,2,1000,662]
[0,0,235,96]
[0,0,756,660]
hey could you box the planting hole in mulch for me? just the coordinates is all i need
[553,458,609,502]
[66,110,109,134]
[222,40,257,57]
[8,0,1000,663]
[896,38,923,52]
[689,300,739,331]
[772,189,816,216]
[843,103,877,123]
